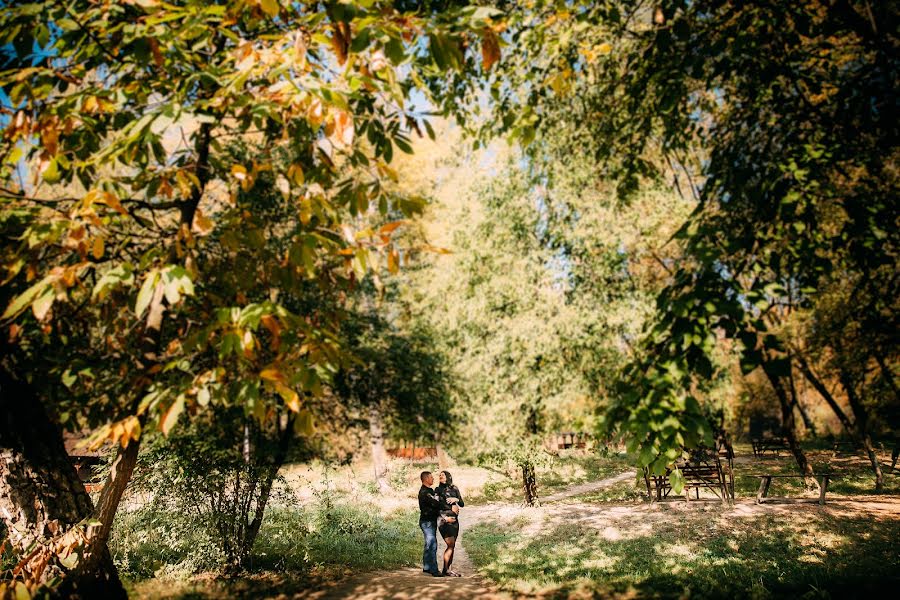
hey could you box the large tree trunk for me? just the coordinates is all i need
[368,404,391,494]
[839,368,884,492]
[761,358,816,487]
[0,366,126,599]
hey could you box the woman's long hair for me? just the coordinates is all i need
[439,470,454,490]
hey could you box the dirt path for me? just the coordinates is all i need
[298,471,634,599]
[540,470,634,503]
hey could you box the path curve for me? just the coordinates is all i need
[298,471,634,599]
[539,470,634,504]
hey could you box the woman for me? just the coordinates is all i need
[435,470,465,577]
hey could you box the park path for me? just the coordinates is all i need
[298,470,634,600]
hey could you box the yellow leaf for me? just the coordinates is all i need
[260,366,287,384]
[597,42,612,55]
[387,248,399,274]
[288,163,305,185]
[307,97,324,127]
[161,396,185,435]
[294,409,315,435]
[274,382,300,412]
[231,164,248,181]
[193,209,214,235]
[92,236,104,259]
[259,0,280,17]
[175,170,193,198]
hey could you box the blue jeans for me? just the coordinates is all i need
[420,519,438,573]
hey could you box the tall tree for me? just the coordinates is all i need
[0,0,488,593]
[431,0,899,477]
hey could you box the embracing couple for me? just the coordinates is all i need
[418,470,465,577]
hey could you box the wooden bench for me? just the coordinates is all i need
[755,474,838,505]
[645,461,732,503]
[751,437,790,457]
[830,440,859,457]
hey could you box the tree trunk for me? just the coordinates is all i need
[874,353,900,405]
[796,353,857,438]
[238,415,294,571]
[761,358,816,487]
[839,368,884,492]
[436,443,451,470]
[787,359,816,436]
[521,462,539,507]
[0,366,126,599]
[368,404,391,494]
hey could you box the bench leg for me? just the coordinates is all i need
[757,477,771,504]
[819,476,830,506]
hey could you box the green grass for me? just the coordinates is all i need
[465,507,900,598]
[112,497,420,597]
[731,445,900,498]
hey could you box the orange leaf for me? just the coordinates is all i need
[379,220,407,236]
[481,28,501,71]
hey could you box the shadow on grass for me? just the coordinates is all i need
[466,508,900,599]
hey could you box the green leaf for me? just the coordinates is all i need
[423,119,436,141]
[42,157,61,183]
[670,467,685,494]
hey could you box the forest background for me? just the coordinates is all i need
[0,0,897,598]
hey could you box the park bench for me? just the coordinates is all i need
[830,440,859,457]
[754,473,838,505]
[644,441,735,503]
[546,431,591,450]
[748,415,790,457]
[751,436,790,457]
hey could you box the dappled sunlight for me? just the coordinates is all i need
[466,496,900,598]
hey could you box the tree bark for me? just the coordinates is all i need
[0,366,126,599]
[368,404,391,494]
[761,358,816,486]
[796,353,857,437]
[874,353,900,405]
[839,368,884,492]
[787,358,816,436]
[521,462,539,507]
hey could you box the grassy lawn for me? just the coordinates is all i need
[730,445,900,498]
[115,489,421,598]
[466,504,900,598]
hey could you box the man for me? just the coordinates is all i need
[418,471,442,576]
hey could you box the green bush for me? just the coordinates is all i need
[110,496,420,581]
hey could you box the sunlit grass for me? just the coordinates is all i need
[466,508,900,598]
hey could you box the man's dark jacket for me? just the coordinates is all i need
[418,485,440,522]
